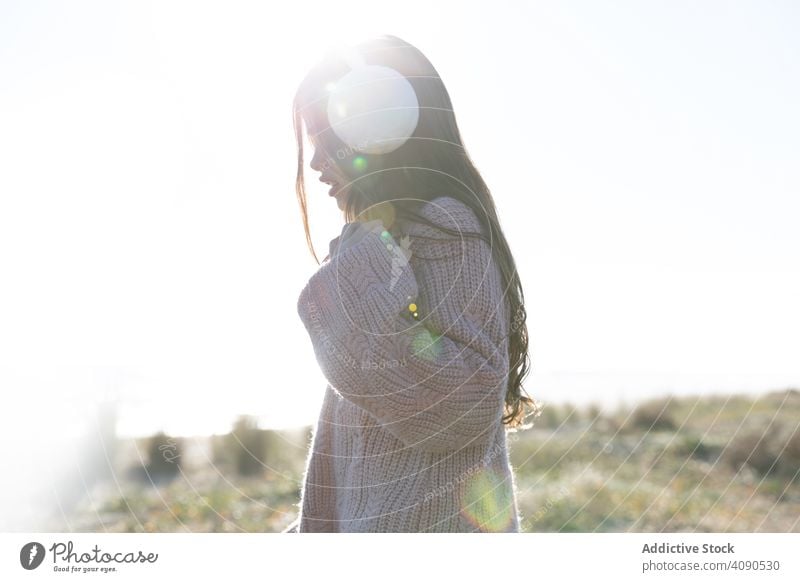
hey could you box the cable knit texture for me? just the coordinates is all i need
[287,195,521,533]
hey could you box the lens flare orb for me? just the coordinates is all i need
[326,65,419,155]
[459,468,516,532]
[411,327,442,361]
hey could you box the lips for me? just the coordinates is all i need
[319,175,340,196]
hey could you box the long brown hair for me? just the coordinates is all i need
[292,35,538,429]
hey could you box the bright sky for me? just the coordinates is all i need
[1,0,799,444]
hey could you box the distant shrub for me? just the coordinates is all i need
[724,420,800,478]
[145,431,182,483]
[230,415,268,477]
[211,421,311,477]
[624,397,677,433]
[673,435,719,462]
[218,415,295,477]
[724,430,773,475]
[560,403,579,425]
[530,402,582,429]
[585,402,603,424]
[776,424,800,477]
[529,402,592,429]
[532,403,561,429]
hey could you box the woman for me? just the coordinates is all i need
[283,35,537,533]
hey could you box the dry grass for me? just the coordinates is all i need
[37,389,800,532]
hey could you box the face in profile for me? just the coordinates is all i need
[308,133,350,211]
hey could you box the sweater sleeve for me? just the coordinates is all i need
[296,197,511,454]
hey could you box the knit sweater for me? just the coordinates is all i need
[284,195,522,533]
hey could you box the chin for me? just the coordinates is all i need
[333,191,348,210]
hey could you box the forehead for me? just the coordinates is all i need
[303,110,341,152]
[301,104,328,142]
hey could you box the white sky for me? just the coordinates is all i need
[1,0,799,440]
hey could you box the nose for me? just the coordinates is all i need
[310,147,324,173]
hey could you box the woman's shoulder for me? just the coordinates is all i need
[394,196,487,260]
[400,196,485,239]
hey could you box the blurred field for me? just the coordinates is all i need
[35,388,800,533]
